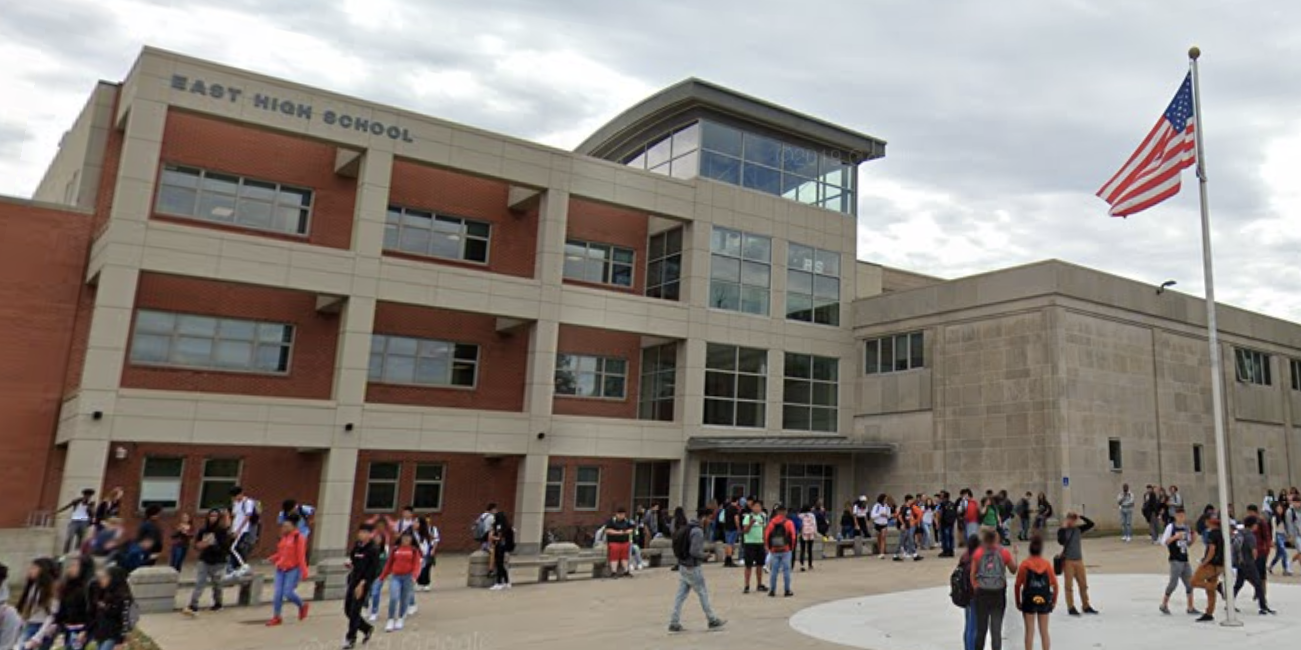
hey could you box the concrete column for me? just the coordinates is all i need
[667,458,685,510]
[56,439,111,549]
[315,447,359,559]
[685,220,711,310]
[766,348,784,432]
[763,458,783,506]
[513,452,549,555]
[682,455,702,511]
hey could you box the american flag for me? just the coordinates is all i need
[1097,74,1197,217]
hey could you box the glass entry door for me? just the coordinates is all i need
[697,461,762,509]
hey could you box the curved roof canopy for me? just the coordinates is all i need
[576,78,887,163]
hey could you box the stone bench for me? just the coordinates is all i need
[509,556,567,583]
[561,554,609,579]
[176,571,266,608]
[830,538,867,558]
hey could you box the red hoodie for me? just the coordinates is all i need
[763,515,797,553]
[379,544,422,580]
[269,531,309,578]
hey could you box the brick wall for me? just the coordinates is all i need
[353,451,520,551]
[122,273,339,399]
[564,199,649,295]
[367,302,528,411]
[387,160,537,278]
[99,443,323,558]
[0,202,93,526]
[553,325,642,419]
[541,456,635,535]
[91,88,123,237]
[156,110,357,249]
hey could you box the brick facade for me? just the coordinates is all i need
[122,273,340,399]
[366,302,528,411]
[553,325,642,419]
[563,199,649,295]
[156,110,357,249]
[0,202,93,526]
[541,456,635,536]
[387,160,537,278]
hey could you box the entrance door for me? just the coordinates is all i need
[784,479,824,509]
[697,461,763,509]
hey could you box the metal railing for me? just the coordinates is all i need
[26,510,55,529]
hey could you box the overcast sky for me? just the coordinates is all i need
[3,1,1299,321]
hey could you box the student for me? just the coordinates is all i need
[169,512,194,572]
[894,497,921,561]
[604,507,635,578]
[921,497,937,550]
[56,489,97,555]
[961,489,982,540]
[957,535,981,650]
[1232,516,1274,615]
[1189,514,1226,622]
[488,511,514,591]
[870,495,892,558]
[183,509,230,616]
[1246,505,1273,592]
[631,511,650,571]
[1014,535,1056,650]
[643,503,663,540]
[1269,500,1293,575]
[839,501,856,541]
[94,488,123,532]
[667,508,726,633]
[763,505,797,598]
[366,517,391,620]
[136,505,165,567]
[721,498,740,568]
[1158,506,1199,615]
[227,486,261,577]
[852,497,869,539]
[970,530,1017,650]
[1056,512,1097,616]
[88,518,126,560]
[379,531,420,631]
[343,524,382,649]
[1032,494,1052,533]
[18,558,59,650]
[86,566,133,650]
[0,564,22,650]
[1117,484,1136,543]
[266,514,311,626]
[740,500,768,593]
[798,505,817,571]
[980,497,1001,536]
[415,515,440,592]
[115,536,156,575]
[1015,493,1033,542]
[24,555,92,650]
[279,499,316,539]
[473,503,497,550]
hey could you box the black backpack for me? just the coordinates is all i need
[940,501,957,526]
[767,520,790,550]
[950,560,973,608]
[672,523,697,561]
[1022,567,1052,608]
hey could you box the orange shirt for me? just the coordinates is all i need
[269,531,309,578]
[969,546,1016,589]
[1014,555,1058,609]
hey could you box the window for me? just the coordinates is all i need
[575,466,600,510]
[864,331,925,374]
[783,353,838,432]
[368,334,478,387]
[1234,347,1272,385]
[639,343,677,421]
[555,354,627,399]
[786,244,841,326]
[383,206,490,263]
[704,343,767,427]
[633,461,671,510]
[623,122,700,179]
[563,240,634,287]
[646,228,684,301]
[1193,444,1203,473]
[696,121,857,214]
[412,464,445,511]
[1257,448,1267,476]
[140,457,184,511]
[545,466,564,511]
[780,463,835,509]
[365,462,401,512]
[130,310,293,374]
[156,165,311,235]
[1291,359,1301,391]
[709,227,771,315]
[698,462,763,509]
[198,459,241,511]
[1108,439,1122,472]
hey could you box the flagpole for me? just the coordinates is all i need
[1188,45,1240,628]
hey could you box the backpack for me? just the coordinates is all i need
[950,560,974,608]
[473,513,493,542]
[1022,567,1052,607]
[975,548,1007,591]
[767,520,790,550]
[941,501,957,526]
[1230,531,1246,566]
[672,523,697,561]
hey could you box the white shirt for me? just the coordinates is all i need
[852,504,867,519]
[70,500,92,522]
[871,503,891,526]
[231,497,256,536]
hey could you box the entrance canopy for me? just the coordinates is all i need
[686,436,895,454]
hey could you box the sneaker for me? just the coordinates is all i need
[266,617,283,627]
[409,604,417,615]
[784,591,794,597]
[913,556,923,562]
[768,591,775,598]
[489,584,502,591]
[743,586,750,594]
[1083,607,1099,615]
[343,641,356,650]
[1068,608,1081,617]
[299,602,310,621]
[708,618,727,630]
[395,618,405,631]
[1196,614,1214,623]
[757,585,768,592]
[799,567,806,572]
[210,604,224,613]
[362,627,373,644]
[182,607,198,617]
[1186,608,1201,615]
[668,623,684,633]
[1260,609,1270,616]
[368,612,378,622]
[502,583,512,590]
[385,620,396,633]
[893,556,903,562]
[1159,605,1170,615]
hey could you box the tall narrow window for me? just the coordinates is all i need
[709,227,771,315]
[545,466,564,511]
[1192,444,1203,473]
[1290,359,1301,391]
[198,459,241,511]
[1108,439,1123,472]
[140,457,184,511]
[783,353,838,432]
[704,343,767,427]
[1234,348,1272,386]
[365,462,401,512]
[575,467,601,510]
[639,343,677,421]
[1257,448,1267,475]
[646,228,684,301]
[786,244,840,326]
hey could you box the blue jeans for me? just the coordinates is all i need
[21,622,54,650]
[1120,509,1134,538]
[388,574,414,619]
[841,524,855,540]
[669,565,718,626]
[96,641,118,650]
[272,567,304,617]
[1271,532,1291,572]
[369,576,385,615]
[170,544,187,571]
[921,523,934,549]
[964,604,977,650]
[768,550,792,593]
[941,524,955,554]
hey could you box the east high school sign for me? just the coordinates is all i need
[168,74,416,143]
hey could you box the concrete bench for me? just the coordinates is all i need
[509,556,567,583]
[641,547,667,567]
[831,538,867,558]
[561,554,609,579]
[176,572,266,607]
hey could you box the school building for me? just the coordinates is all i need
[1,48,1298,559]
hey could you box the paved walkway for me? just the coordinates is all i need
[140,538,1300,650]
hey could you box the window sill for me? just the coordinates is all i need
[554,394,628,402]
[129,361,291,378]
[863,367,927,377]
[152,213,310,242]
[367,379,477,391]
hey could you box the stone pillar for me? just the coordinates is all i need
[667,458,685,510]
[514,452,549,555]
[127,566,179,613]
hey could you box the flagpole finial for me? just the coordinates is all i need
[1189,46,1201,60]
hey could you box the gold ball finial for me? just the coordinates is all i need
[1189,46,1201,60]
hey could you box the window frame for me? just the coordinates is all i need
[1257,448,1267,476]
[638,343,677,422]
[554,353,629,400]
[703,343,768,428]
[709,227,772,316]
[364,462,402,513]
[545,465,564,512]
[574,466,601,511]
[645,227,684,301]
[1234,347,1272,386]
[411,463,446,512]
[1290,358,1301,391]
[782,352,839,433]
[139,456,185,513]
[1107,438,1123,472]
[383,205,492,265]
[622,122,701,179]
[563,239,636,288]
[368,334,480,389]
[129,310,295,375]
[197,458,242,512]
[1192,444,1204,473]
[155,164,313,236]
[863,331,925,374]
[785,243,841,326]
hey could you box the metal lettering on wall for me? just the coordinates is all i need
[169,74,415,143]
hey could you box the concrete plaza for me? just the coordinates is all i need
[139,538,1301,650]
